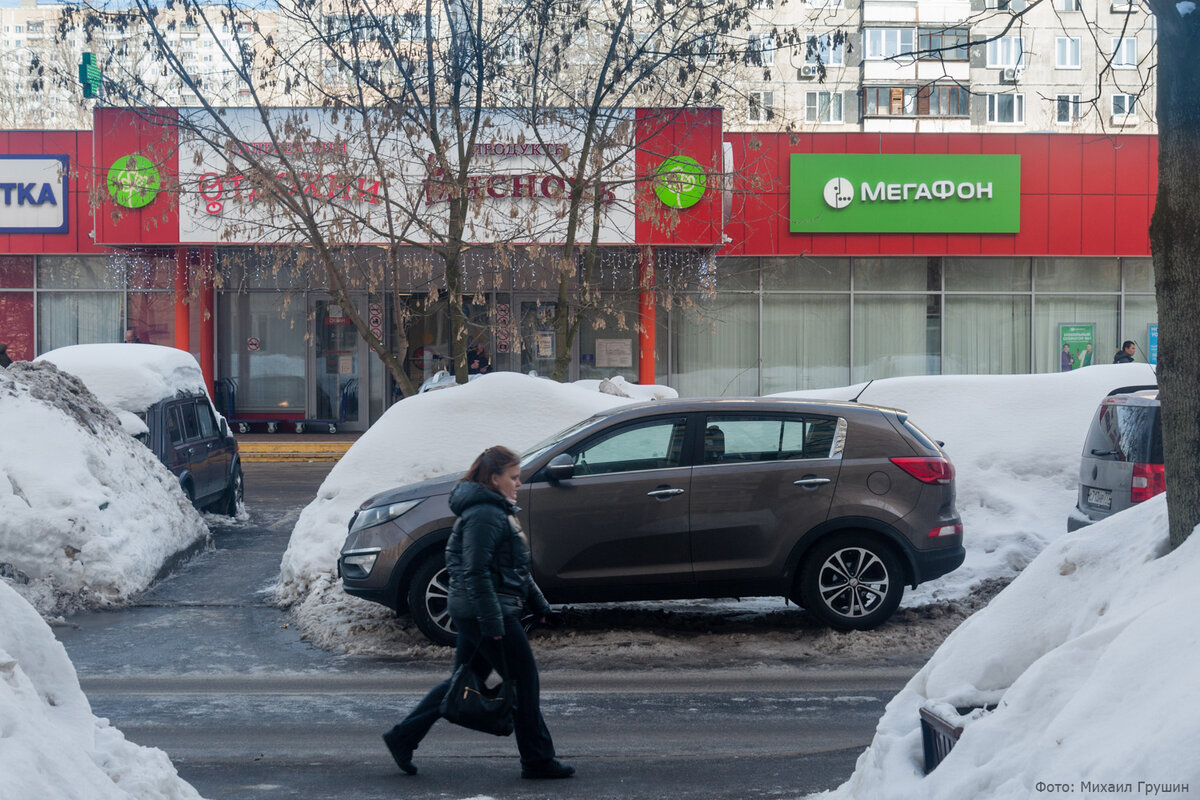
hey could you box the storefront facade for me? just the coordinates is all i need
[1,121,1157,422]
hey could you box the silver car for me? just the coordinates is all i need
[1069,385,1163,531]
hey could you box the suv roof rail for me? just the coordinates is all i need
[1105,384,1158,398]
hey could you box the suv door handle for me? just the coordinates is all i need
[647,488,685,498]
[794,477,831,487]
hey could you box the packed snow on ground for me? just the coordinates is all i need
[0,361,211,799]
[37,343,214,438]
[815,494,1200,800]
[0,361,209,617]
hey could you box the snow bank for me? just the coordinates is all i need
[820,494,1200,799]
[777,363,1157,603]
[0,362,208,616]
[0,580,203,799]
[275,372,670,605]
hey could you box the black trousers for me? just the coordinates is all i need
[388,612,556,767]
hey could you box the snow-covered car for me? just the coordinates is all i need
[37,344,243,515]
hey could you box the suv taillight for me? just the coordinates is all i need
[890,457,955,485]
[1131,463,1166,503]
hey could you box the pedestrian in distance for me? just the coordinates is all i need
[0,343,11,368]
[382,445,574,780]
[124,328,141,343]
[1113,340,1136,363]
[467,342,492,375]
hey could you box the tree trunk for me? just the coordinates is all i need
[1147,4,1200,549]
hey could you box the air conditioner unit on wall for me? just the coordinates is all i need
[799,64,820,79]
[1001,67,1018,83]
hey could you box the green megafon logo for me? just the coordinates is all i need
[107,154,161,209]
[654,155,707,209]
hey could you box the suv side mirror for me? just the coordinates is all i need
[220,417,230,438]
[545,453,575,483]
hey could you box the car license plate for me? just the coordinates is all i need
[1087,487,1112,510]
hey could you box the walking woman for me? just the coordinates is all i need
[382,446,574,780]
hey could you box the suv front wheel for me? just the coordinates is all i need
[406,555,457,646]
[798,534,904,630]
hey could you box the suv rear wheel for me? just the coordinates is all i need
[798,533,904,630]
[407,555,457,646]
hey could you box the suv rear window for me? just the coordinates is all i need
[1084,403,1163,464]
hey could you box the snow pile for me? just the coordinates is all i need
[37,344,211,437]
[0,362,208,616]
[779,363,1157,603]
[0,580,203,799]
[821,493,1200,799]
[275,372,669,605]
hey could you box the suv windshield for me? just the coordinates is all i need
[1084,403,1163,463]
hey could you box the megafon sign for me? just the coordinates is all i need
[789,154,1021,234]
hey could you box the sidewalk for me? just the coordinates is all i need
[236,431,362,462]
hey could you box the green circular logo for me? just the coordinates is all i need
[654,155,707,209]
[107,154,161,209]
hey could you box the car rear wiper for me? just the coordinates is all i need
[1090,449,1118,456]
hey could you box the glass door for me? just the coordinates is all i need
[310,295,365,431]
[519,299,561,377]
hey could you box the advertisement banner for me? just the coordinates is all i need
[0,155,69,234]
[1059,323,1096,371]
[789,154,1021,234]
[1149,324,1158,365]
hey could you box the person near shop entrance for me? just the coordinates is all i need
[468,342,492,375]
[1113,341,1136,363]
[124,328,141,343]
[382,446,574,780]
[0,343,11,368]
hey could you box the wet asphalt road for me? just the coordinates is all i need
[55,462,912,800]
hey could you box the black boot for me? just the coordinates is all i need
[382,730,417,775]
[521,759,575,779]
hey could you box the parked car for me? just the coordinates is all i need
[1068,385,1162,531]
[37,344,243,516]
[338,397,964,645]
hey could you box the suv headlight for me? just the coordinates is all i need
[348,498,425,534]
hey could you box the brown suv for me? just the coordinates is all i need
[338,398,964,645]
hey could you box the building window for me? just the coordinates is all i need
[987,93,1025,123]
[1112,93,1138,118]
[806,91,843,122]
[1112,37,1137,67]
[986,36,1025,68]
[806,33,845,66]
[1056,94,1082,122]
[694,33,717,64]
[987,0,1027,8]
[865,28,915,60]
[749,90,775,122]
[921,85,970,117]
[918,27,970,61]
[863,86,918,116]
[1057,0,1079,9]
[749,33,775,66]
[1056,36,1081,68]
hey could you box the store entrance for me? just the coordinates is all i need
[309,295,366,432]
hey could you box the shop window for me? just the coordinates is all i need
[37,256,123,290]
[38,293,123,351]
[918,27,969,61]
[762,257,850,292]
[853,294,941,382]
[1034,258,1120,293]
[673,293,759,397]
[1033,297,1118,373]
[1123,258,1155,292]
[854,257,933,291]
[762,293,850,393]
[1123,295,1158,356]
[945,257,1032,292]
[944,295,1031,375]
[0,292,35,361]
[127,292,175,346]
[0,255,34,288]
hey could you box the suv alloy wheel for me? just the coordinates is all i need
[798,533,905,630]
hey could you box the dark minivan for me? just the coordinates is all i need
[338,397,964,645]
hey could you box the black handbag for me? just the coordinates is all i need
[439,646,515,737]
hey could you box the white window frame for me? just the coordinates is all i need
[986,36,1026,68]
[749,90,775,123]
[1057,0,1079,9]
[805,91,844,123]
[1056,94,1082,123]
[1112,37,1137,68]
[1112,93,1138,118]
[1056,36,1081,68]
[987,0,1027,8]
[987,93,1025,124]
[806,34,845,66]
[751,33,776,66]
[865,28,916,60]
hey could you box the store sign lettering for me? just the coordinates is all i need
[197,171,382,216]
[0,155,69,233]
[790,154,1020,234]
